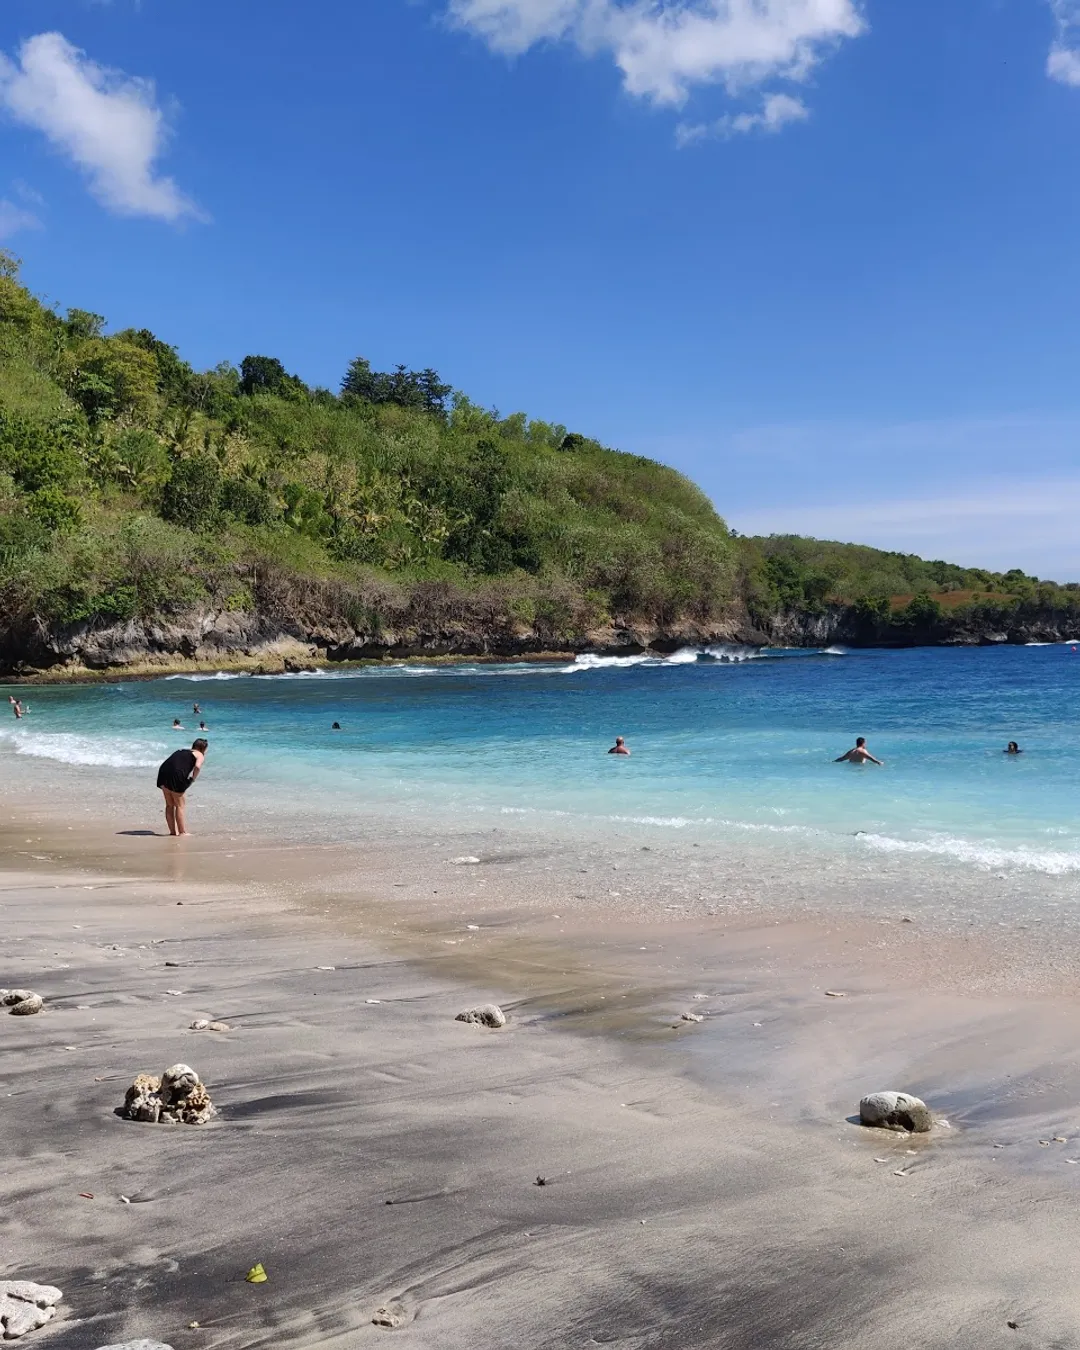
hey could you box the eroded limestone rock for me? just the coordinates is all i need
[122,1063,215,1125]
[189,1020,230,1032]
[0,1281,63,1338]
[0,990,43,1016]
[859,1091,933,1133]
[455,1004,506,1029]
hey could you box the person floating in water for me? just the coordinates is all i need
[1005,741,1023,754]
[156,738,208,837]
[198,721,209,731]
[835,737,883,766]
[172,718,184,729]
[193,703,201,715]
[331,722,341,730]
[608,736,631,756]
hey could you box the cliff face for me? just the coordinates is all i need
[0,606,754,677]
[760,604,1080,648]
[3,600,1078,679]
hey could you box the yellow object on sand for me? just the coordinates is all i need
[245,1263,268,1284]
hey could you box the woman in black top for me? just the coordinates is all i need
[156,738,208,836]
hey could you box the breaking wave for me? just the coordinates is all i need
[855,831,1080,875]
[0,729,164,768]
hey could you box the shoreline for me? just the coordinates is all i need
[6,794,1080,1345]
[5,630,1079,683]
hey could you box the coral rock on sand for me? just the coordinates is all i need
[371,1304,406,1328]
[0,1281,63,1338]
[0,990,43,1016]
[122,1064,215,1125]
[455,1004,507,1029]
[94,1342,174,1350]
[859,1091,933,1133]
[189,1020,230,1032]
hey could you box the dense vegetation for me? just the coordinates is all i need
[1,248,1077,665]
[0,251,737,644]
[737,534,1080,638]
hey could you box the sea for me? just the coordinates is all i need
[3,643,1080,927]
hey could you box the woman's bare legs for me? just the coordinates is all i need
[162,789,188,836]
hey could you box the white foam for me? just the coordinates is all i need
[561,653,659,672]
[855,831,1080,875]
[163,671,243,681]
[0,729,164,768]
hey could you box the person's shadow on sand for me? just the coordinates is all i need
[116,830,160,837]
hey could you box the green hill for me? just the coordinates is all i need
[0,249,737,653]
[1,249,1078,672]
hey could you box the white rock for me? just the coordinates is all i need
[455,1004,506,1029]
[681,1012,704,1023]
[859,1091,932,1133]
[94,1341,175,1350]
[0,1281,63,1338]
[451,856,481,865]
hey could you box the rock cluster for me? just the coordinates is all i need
[455,1004,506,1029]
[859,1091,933,1133]
[1,990,43,1016]
[121,1064,215,1125]
[0,1282,63,1338]
[189,1020,230,1032]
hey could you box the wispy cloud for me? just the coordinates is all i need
[676,90,808,145]
[447,0,865,127]
[0,32,203,222]
[0,197,42,241]
[1047,0,1080,84]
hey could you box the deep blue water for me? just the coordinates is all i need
[3,643,1080,876]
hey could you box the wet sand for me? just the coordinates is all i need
[4,804,1080,1348]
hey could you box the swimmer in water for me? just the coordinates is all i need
[172,718,184,729]
[608,736,631,756]
[835,737,884,766]
[193,703,201,715]
[9,695,21,719]
[1005,741,1022,754]
[198,721,208,731]
[332,722,341,730]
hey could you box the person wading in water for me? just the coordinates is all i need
[156,738,208,836]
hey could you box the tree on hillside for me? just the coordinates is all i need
[239,355,307,400]
[341,357,452,417]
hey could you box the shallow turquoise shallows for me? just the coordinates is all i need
[2,643,1080,876]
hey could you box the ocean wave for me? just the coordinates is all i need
[163,671,243,681]
[0,729,164,768]
[855,831,1080,875]
[561,643,846,671]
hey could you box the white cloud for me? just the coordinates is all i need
[0,198,41,241]
[676,90,808,144]
[0,32,202,222]
[447,0,865,108]
[1047,1,1080,84]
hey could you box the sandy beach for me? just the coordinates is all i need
[5,799,1080,1349]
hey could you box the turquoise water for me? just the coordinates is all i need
[2,644,1080,878]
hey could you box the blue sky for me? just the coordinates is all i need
[2,1,1080,578]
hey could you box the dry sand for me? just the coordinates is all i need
[4,806,1080,1349]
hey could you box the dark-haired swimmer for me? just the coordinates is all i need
[835,737,883,766]
[1005,741,1022,754]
